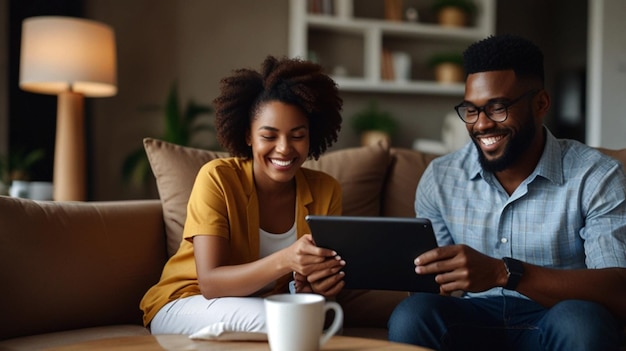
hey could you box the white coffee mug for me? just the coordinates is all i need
[265,293,343,351]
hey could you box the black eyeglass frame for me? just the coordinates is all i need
[454,89,540,124]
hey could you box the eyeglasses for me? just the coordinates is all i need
[454,89,539,124]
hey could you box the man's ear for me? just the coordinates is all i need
[535,89,551,116]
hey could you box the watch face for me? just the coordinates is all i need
[503,257,524,290]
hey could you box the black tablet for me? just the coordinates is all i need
[306,215,439,293]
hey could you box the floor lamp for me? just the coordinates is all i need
[19,16,117,201]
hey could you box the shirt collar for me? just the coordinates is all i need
[531,128,564,185]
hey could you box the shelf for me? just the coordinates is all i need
[288,0,496,149]
[306,14,488,42]
[289,0,495,94]
[332,77,464,95]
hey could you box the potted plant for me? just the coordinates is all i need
[350,101,397,146]
[0,148,46,196]
[428,52,465,84]
[432,0,476,27]
[122,83,215,186]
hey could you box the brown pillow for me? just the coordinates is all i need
[381,148,439,217]
[143,138,229,257]
[596,147,626,173]
[144,138,390,257]
[303,142,390,217]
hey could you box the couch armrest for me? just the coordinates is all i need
[0,197,167,340]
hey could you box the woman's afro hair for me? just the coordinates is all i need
[462,34,544,84]
[213,55,343,160]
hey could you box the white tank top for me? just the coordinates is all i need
[259,222,297,258]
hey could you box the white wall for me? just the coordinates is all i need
[2,0,620,200]
[85,0,289,200]
[587,0,626,148]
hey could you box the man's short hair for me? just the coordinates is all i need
[462,34,544,84]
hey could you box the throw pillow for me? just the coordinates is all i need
[143,138,228,257]
[144,138,390,257]
[303,141,390,217]
[382,148,439,217]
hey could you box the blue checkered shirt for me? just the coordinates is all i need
[415,129,626,298]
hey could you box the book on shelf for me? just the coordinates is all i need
[308,0,333,15]
[381,49,395,81]
[384,0,404,22]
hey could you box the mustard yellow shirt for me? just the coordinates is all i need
[140,157,342,326]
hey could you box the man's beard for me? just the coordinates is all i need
[473,116,536,173]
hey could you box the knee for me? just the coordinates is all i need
[388,293,433,329]
[546,300,618,333]
[387,293,449,345]
[541,300,622,349]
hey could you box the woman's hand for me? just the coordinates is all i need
[283,234,340,275]
[306,263,345,297]
[284,234,345,297]
[293,272,313,293]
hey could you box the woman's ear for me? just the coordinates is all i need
[245,130,251,146]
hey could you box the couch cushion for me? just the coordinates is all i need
[143,138,228,257]
[303,142,390,217]
[597,147,626,173]
[0,197,165,340]
[382,148,439,217]
[144,139,391,257]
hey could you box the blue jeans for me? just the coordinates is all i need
[388,293,623,351]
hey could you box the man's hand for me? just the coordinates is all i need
[415,244,508,295]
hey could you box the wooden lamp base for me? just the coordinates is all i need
[53,91,86,201]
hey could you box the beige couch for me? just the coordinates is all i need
[0,139,623,350]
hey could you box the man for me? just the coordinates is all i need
[388,34,626,350]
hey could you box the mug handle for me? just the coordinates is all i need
[319,301,343,347]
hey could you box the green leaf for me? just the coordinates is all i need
[121,148,152,185]
[164,83,182,143]
[120,82,215,185]
[432,0,477,14]
[350,101,397,135]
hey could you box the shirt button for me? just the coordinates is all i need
[500,237,508,244]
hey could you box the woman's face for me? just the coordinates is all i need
[247,101,310,188]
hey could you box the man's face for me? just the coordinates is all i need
[463,70,540,173]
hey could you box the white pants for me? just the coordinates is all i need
[150,295,267,335]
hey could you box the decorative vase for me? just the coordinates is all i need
[437,6,467,27]
[9,180,31,198]
[361,130,391,147]
[434,62,465,83]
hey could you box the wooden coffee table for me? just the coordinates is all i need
[44,334,433,350]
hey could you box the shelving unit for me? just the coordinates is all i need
[289,0,496,96]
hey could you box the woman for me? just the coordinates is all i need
[140,56,345,334]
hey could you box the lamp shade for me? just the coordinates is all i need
[19,16,117,97]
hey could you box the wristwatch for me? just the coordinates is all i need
[502,257,524,290]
